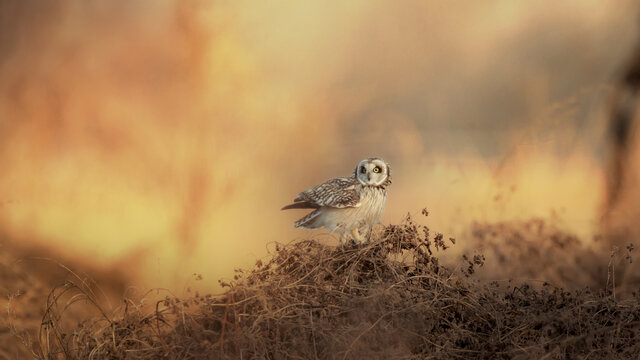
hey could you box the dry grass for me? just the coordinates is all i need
[0,236,126,359]
[9,213,640,359]
[468,218,604,289]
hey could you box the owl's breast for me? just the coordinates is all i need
[314,186,387,232]
[360,186,387,225]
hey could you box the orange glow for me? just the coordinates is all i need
[390,150,605,241]
[0,1,637,292]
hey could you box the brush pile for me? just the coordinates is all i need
[17,213,640,359]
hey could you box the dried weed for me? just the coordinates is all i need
[14,213,640,359]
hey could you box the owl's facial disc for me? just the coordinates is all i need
[355,158,388,186]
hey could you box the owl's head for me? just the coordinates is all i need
[354,157,391,187]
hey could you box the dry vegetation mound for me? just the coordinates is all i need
[13,214,640,359]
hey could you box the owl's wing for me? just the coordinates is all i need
[294,177,361,208]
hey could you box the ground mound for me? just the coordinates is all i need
[13,214,640,359]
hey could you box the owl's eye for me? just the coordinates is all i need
[373,167,381,173]
[360,166,366,174]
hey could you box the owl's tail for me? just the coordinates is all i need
[281,201,318,210]
[294,210,322,229]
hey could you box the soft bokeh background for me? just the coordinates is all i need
[1,0,639,292]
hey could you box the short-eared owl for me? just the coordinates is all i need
[282,158,391,243]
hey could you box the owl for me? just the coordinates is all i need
[282,157,391,243]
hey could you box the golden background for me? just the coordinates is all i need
[0,1,638,292]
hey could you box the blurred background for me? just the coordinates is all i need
[1,0,639,295]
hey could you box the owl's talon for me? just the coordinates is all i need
[350,228,366,243]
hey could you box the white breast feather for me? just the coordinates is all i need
[316,186,387,232]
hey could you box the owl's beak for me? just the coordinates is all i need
[367,173,371,181]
